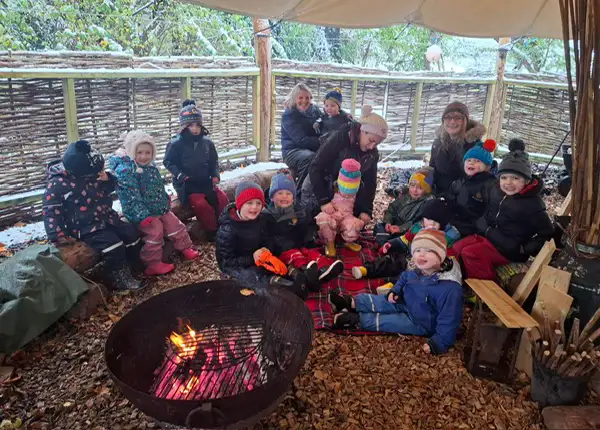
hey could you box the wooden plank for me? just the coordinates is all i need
[253,18,272,163]
[409,82,423,151]
[0,67,260,79]
[62,78,79,142]
[542,406,600,430]
[482,82,496,138]
[466,279,539,329]
[539,265,572,294]
[180,77,191,101]
[558,190,572,216]
[512,239,557,305]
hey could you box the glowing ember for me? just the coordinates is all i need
[168,325,201,359]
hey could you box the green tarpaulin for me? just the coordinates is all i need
[0,245,89,354]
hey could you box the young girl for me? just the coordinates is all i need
[163,99,228,241]
[374,167,435,247]
[216,181,308,298]
[313,88,352,138]
[315,159,365,257]
[453,139,555,281]
[329,229,463,355]
[109,130,199,276]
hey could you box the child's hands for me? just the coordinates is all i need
[358,213,372,224]
[389,225,401,234]
[387,292,398,304]
[379,242,392,255]
[422,344,431,354]
[97,171,109,181]
[320,203,335,215]
[212,177,220,185]
[385,223,392,233]
[253,247,268,263]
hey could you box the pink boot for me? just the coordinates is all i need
[182,248,200,261]
[144,262,175,276]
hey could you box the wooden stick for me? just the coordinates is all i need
[538,341,550,360]
[548,344,564,370]
[526,328,538,355]
[584,325,600,345]
[571,318,580,347]
[541,350,552,366]
[567,343,577,354]
[579,306,600,344]
[542,303,552,341]
[557,355,576,375]
[551,330,563,354]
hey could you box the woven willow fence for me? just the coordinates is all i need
[0,52,571,227]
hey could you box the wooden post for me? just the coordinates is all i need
[253,18,272,162]
[410,82,424,151]
[482,82,496,136]
[270,74,276,148]
[487,37,511,142]
[180,77,191,101]
[351,80,358,117]
[62,78,79,142]
[252,75,261,152]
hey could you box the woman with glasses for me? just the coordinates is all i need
[429,102,486,194]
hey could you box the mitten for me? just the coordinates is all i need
[256,250,288,276]
[313,118,322,135]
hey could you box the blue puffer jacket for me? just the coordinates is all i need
[390,260,463,354]
[281,105,322,154]
[108,152,170,224]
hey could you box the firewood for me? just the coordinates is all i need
[551,330,562,354]
[557,355,576,375]
[541,350,551,366]
[548,344,564,370]
[567,343,577,354]
[581,338,595,352]
[585,325,600,346]
[571,318,580,347]
[537,341,550,360]
[579,306,600,345]
[526,328,538,354]
[542,304,552,341]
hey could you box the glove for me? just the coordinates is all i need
[475,217,489,235]
[255,249,288,276]
[313,118,322,135]
[140,217,155,228]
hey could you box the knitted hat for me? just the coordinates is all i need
[63,140,104,178]
[422,199,452,229]
[411,229,448,263]
[443,101,469,121]
[409,167,435,195]
[235,181,265,210]
[338,159,362,196]
[269,173,296,200]
[179,99,202,131]
[324,87,343,106]
[122,130,157,162]
[498,138,532,180]
[463,139,497,166]
[359,105,388,139]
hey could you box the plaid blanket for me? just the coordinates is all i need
[306,236,389,330]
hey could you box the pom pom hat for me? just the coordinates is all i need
[498,138,532,180]
[324,87,343,106]
[337,159,362,196]
[63,140,104,178]
[409,167,435,195]
[463,139,497,166]
[179,99,202,131]
[359,105,388,139]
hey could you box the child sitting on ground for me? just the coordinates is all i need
[313,88,352,138]
[353,198,460,279]
[43,140,144,291]
[215,181,308,298]
[262,172,344,290]
[109,130,199,276]
[329,229,463,355]
[374,167,435,247]
[453,139,554,281]
[445,139,497,237]
[163,99,228,241]
[315,159,365,257]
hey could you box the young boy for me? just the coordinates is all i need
[353,198,460,279]
[262,172,344,289]
[163,99,229,241]
[374,167,435,247]
[453,139,554,280]
[446,139,497,236]
[109,130,199,276]
[43,140,144,291]
[329,229,463,355]
[313,88,352,138]
[215,181,308,298]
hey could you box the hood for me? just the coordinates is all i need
[437,257,463,284]
[434,119,486,144]
[517,175,545,197]
[46,160,68,179]
[218,203,241,225]
[119,130,157,161]
[108,152,132,172]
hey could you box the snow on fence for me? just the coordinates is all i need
[0,51,570,228]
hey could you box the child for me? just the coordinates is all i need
[374,167,435,247]
[315,159,365,257]
[453,139,554,280]
[215,181,308,298]
[109,130,199,276]
[329,229,463,355]
[263,172,345,289]
[42,140,144,291]
[313,88,352,138]
[353,198,460,279]
[446,139,497,237]
[163,99,228,241]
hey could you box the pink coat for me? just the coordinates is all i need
[315,192,364,243]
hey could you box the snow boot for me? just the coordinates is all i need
[325,242,337,258]
[302,260,320,291]
[110,266,147,291]
[352,266,368,279]
[269,272,308,300]
[332,312,360,330]
[328,290,354,313]
[182,248,200,261]
[318,259,344,283]
[144,262,175,276]
[344,242,361,252]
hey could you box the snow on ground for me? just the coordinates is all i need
[220,162,286,181]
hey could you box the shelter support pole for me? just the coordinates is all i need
[410,82,424,151]
[62,78,79,142]
[270,74,276,148]
[487,37,511,142]
[252,75,261,153]
[180,77,191,101]
[351,80,358,117]
[253,18,272,162]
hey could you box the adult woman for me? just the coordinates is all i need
[301,105,388,222]
[429,101,486,194]
[281,83,322,189]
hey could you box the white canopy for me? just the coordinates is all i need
[185,0,563,39]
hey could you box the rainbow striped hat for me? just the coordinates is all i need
[338,159,361,196]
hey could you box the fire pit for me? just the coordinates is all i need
[105,280,314,429]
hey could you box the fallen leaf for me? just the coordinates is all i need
[96,386,110,396]
[63,401,73,408]
[107,314,120,323]
[240,288,255,296]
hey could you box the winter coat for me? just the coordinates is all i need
[42,160,121,242]
[383,190,434,234]
[390,260,463,354]
[108,152,169,224]
[315,192,365,243]
[262,202,314,255]
[429,120,486,194]
[305,121,379,217]
[388,221,461,252]
[317,109,353,137]
[281,105,322,154]
[163,128,219,205]
[215,203,267,271]
[445,170,496,236]
[476,177,554,262]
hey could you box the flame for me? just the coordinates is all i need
[169,325,201,359]
[179,375,200,395]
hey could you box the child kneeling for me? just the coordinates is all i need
[329,229,463,355]
[110,130,199,276]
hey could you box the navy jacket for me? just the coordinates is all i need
[390,261,463,354]
[446,170,496,236]
[262,203,314,255]
[281,105,322,154]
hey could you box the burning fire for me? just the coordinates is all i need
[169,325,201,359]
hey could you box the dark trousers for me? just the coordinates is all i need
[223,266,272,287]
[364,252,408,279]
[81,221,142,270]
[283,148,316,192]
[373,222,402,247]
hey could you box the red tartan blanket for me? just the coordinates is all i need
[305,236,389,330]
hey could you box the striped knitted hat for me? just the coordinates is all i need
[338,159,361,196]
[409,167,434,195]
[411,229,447,263]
